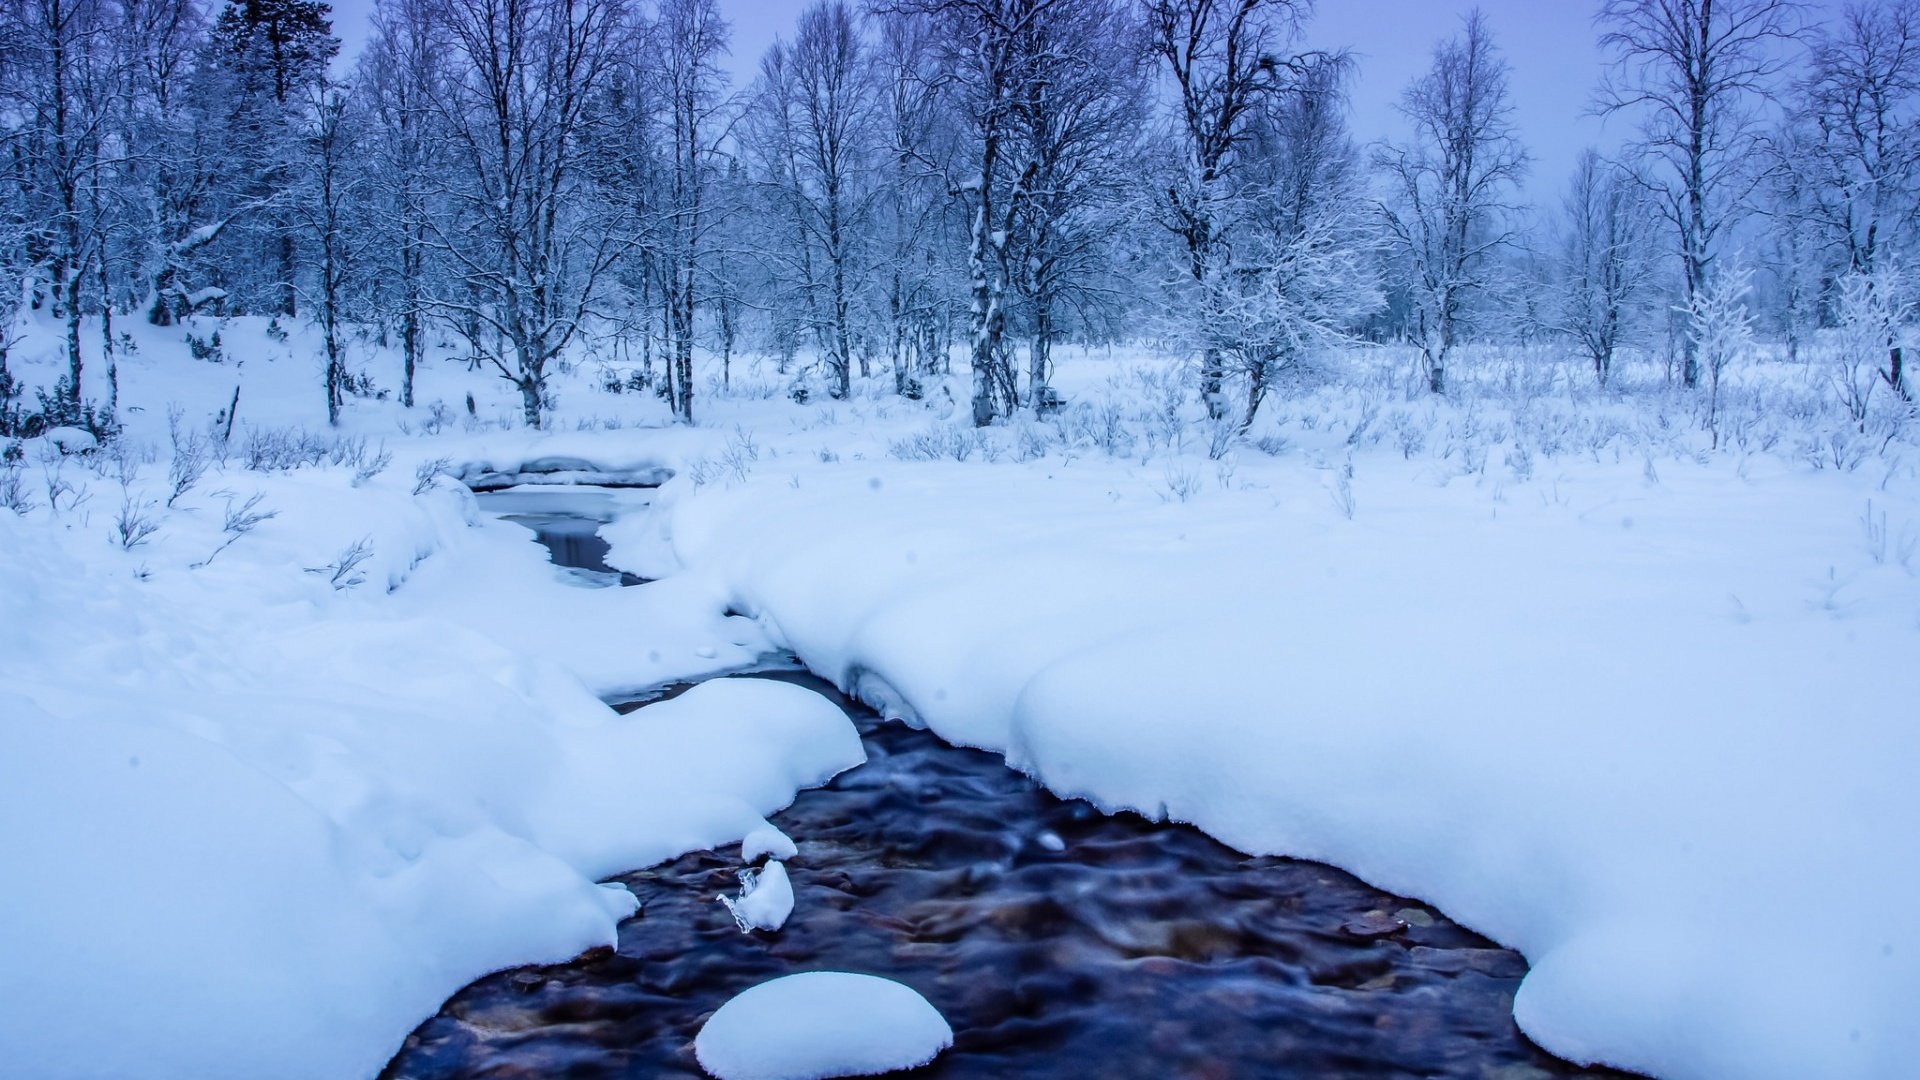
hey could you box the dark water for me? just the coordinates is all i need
[475,487,649,585]
[396,494,1639,1080]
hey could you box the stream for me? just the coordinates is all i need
[382,487,1635,1080]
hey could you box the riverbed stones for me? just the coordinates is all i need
[1342,911,1408,938]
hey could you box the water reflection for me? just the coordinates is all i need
[474,485,652,586]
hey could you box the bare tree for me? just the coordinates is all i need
[1008,0,1146,403]
[1555,148,1660,386]
[745,1,877,399]
[1375,8,1526,395]
[1798,0,1920,396]
[114,0,208,328]
[872,8,957,396]
[290,84,363,425]
[357,0,442,408]
[1757,133,1826,363]
[1595,0,1799,388]
[1,0,123,421]
[885,0,1068,426]
[1228,56,1375,427]
[421,0,630,427]
[654,0,730,424]
[743,37,827,380]
[1147,0,1315,420]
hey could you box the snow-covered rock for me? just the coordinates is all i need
[742,824,798,863]
[720,860,795,933]
[693,972,953,1080]
[41,425,97,454]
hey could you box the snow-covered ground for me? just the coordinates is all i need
[3,312,1917,1080]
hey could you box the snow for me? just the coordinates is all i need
[720,859,796,932]
[743,824,799,863]
[3,310,1918,1080]
[693,972,954,1080]
[638,442,1920,1080]
[0,446,863,1079]
[41,426,99,453]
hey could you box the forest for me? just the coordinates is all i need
[2,0,1911,438]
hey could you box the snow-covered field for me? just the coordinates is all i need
[3,313,1917,1080]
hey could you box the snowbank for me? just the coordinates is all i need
[642,456,1920,1080]
[694,972,953,1080]
[0,464,862,1080]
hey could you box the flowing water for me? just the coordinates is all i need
[386,492,1636,1080]
[477,485,653,586]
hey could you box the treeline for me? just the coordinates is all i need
[0,0,1913,433]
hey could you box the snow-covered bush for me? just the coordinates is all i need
[1830,266,1912,431]
[1686,262,1758,444]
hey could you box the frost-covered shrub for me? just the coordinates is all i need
[889,423,983,463]
[1389,409,1427,459]
[0,462,32,514]
[1014,422,1053,463]
[1687,262,1758,441]
[186,329,224,362]
[351,445,393,486]
[1327,459,1356,519]
[307,537,374,591]
[1161,463,1203,503]
[166,407,209,507]
[241,429,333,472]
[1504,442,1534,481]
[1252,433,1290,457]
[1828,267,1912,431]
[195,492,276,568]
[412,457,451,496]
[114,495,161,550]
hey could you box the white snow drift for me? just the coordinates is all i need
[635,454,1920,1080]
[694,972,954,1080]
[0,470,863,1080]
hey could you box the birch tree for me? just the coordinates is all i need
[1596,0,1798,388]
[654,0,729,423]
[886,0,1064,426]
[1148,0,1329,419]
[1798,0,1920,396]
[423,0,630,427]
[1375,8,1526,395]
[1,0,123,420]
[290,84,361,425]
[357,0,442,407]
[1008,0,1145,402]
[1555,149,1659,386]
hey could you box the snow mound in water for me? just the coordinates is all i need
[720,859,795,932]
[694,972,953,1080]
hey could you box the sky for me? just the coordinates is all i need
[324,0,1845,204]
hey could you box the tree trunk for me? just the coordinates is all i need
[1028,297,1051,402]
[519,374,543,428]
[278,232,298,316]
